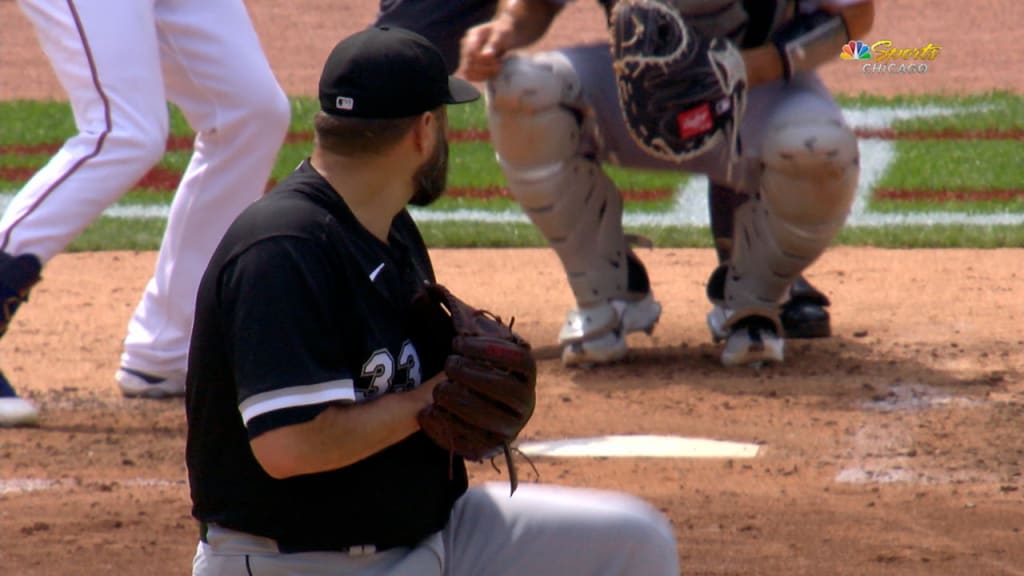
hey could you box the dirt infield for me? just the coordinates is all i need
[2,1,1023,575]
[2,248,1023,575]
[1,0,1022,98]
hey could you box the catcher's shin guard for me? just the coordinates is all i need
[718,91,857,332]
[706,266,784,367]
[708,181,832,339]
[0,252,42,339]
[560,250,661,366]
[488,53,663,364]
[487,53,632,309]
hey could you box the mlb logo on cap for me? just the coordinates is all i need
[318,26,478,119]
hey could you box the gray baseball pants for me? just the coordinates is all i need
[558,43,844,184]
[192,482,680,575]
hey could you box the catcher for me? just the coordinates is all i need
[186,27,678,575]
[462,0,873,366]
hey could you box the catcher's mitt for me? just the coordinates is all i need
[610,0,748,167]
[413,283,537,494]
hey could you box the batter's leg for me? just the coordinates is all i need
[116,0,290,396]
[2,0,171,424]
[443,483,679,575]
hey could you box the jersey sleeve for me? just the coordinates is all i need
[218,236,356,438]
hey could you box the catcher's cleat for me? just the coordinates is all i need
[0,252,43,339]
[116,367,186,398]
[720,316,784,368]
[0,370,39,427]
[780,277,832,339]
[560,293,662,367]
[0,252,43,426]
[706,303,730,343]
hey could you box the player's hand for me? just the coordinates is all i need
[460,17,515,82]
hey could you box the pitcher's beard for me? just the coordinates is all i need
[409,133,449,207]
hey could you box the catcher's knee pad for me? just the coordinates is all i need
[720,94,858,326]
[486,52,585,169]
[760,93,859,238]
[487,53,629,308]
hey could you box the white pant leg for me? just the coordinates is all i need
[119,0,290,375]
[443,483,679,576]
[3,0,167,260]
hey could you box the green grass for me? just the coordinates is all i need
[271,141,314,180]
[418,222,1024,249]
[0,153,51,168]
[869,140,1024,214]
[448,141,505,188]
[67,217,168,252]
[0,101,76,146]
[870,198,1024,215]
[447,99,490,132]
[64,217,1024,252]
[5,92,1022,143]
[835,224,1024,248]
[835,91,1024,133]
[4,93,1024,250]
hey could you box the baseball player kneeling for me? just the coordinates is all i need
[463,0,872,367]
[186,27,679,576]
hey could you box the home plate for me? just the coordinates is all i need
[517,435,759,459]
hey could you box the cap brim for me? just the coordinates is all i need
[446,77,481,105]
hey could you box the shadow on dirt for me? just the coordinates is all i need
[557,335,1020,409]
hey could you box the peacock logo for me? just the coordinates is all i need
[841,40,872,61]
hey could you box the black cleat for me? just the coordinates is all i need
[781,277,831,339]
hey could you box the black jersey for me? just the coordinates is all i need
[185,159,467,552]
[742,0,793,48]
[375,0,499,73]
[373,0,618,73]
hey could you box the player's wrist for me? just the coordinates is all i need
[402,380,437,410]
[742,45,785,87]
[770,9,850,82]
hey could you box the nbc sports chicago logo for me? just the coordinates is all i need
[840,40,942,74]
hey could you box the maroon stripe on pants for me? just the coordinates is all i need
[2,0,112,252]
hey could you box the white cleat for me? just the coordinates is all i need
[0,396,40,427]
[116,367,186,398]
[720,318,784,367]
[562,331,628,367]
[708,304,784,367]
[560,294,662,367]
[706,303,730,342]
[620,293,662,336]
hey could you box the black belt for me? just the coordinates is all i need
[198,521,380,556]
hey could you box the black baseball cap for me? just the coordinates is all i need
[319,26,480,119]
